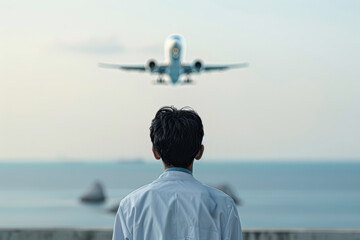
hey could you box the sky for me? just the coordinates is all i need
[0,0,359,161]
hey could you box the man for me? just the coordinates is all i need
[112,106,242,240]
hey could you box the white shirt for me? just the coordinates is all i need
[112,168,242,240]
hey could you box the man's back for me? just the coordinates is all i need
[113,169,242,240]
[112,106,242,240]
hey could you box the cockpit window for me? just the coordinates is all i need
[172,35,181,41]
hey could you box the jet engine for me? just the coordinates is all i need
[193,60,203,72]
[147,59,157,72]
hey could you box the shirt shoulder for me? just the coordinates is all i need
[199,182,236,208]
[119,183,152,209]
[120,177,235,214]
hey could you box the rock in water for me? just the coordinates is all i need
[108,202,120,213]
[213,183,241,205]
[80,181,106,203]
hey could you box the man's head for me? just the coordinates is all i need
[150,106,204,168]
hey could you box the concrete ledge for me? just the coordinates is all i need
[243,229,360,240]
[0,228,112,240]
[0,228,360,240]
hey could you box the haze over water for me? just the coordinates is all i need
[1,161,359,228]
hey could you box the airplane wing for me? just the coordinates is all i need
[203,63,249,72]
[98,63,168,74]
[98,63,146,71]
[182,63,248,74]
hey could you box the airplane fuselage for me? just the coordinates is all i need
[164,35,184,84]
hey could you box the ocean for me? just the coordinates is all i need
[0,161,359,228]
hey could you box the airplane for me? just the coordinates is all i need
[99,34,248,85]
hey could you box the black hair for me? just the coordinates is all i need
[150,106,204,168]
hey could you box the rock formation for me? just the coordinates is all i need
[108,202,120,213]
[80,181,106,203]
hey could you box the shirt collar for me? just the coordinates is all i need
[154,168,196,183]
[165,167,192,175]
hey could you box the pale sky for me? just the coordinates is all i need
[0,0,359,161]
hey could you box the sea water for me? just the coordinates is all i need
[0,161,359,228]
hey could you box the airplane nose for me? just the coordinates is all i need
[166,34,184,49]
[165,34,184,62]
[168,39,179,48]
[166,37,181,48]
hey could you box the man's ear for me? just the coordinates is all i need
[152,146,161,160]
[195,144,204,160]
